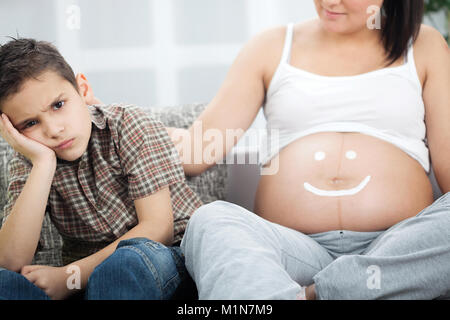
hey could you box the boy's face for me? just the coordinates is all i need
[1,71,93,162]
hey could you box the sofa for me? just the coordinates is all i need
[0,102,444,268]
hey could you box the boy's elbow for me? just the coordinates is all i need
[165,231,174,247]
[138,219,173,246]
[0,256,28,273]
[163,219,174,246]
[0,243,33,272]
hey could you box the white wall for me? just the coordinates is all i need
[0,0,317,108]
[1,0,447,107]
[0,0,318,151]
[0,0,446,145]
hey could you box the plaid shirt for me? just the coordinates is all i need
[2,104,202,260]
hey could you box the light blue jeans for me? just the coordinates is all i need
[0,238,195,300]
[181,193,450,300]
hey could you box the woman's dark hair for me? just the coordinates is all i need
[381,0,424,67]
[0,38,78,109]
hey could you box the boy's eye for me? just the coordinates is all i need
[53,101,65,109]
[24,120,37,129]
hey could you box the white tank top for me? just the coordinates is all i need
[261,23,429,173]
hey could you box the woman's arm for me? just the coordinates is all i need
[421,26,450,193]
[174,27,285,176]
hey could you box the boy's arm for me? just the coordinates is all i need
[73,185,173,284]
[22,186,173,300]
[0,112,58,271]
[0,157,56,272]
[0,112,56,271]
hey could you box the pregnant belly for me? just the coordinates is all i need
[254,132,434,234]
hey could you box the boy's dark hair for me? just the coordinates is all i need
[381,0,424,67]
[0,38,78,110]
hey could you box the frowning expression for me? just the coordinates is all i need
[1,71,93,162]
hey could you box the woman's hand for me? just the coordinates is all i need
[21,265,80,300]
[0,113,56,166]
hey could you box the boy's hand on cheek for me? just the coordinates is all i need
[0,113,56,166]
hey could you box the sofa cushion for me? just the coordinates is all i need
[0,103,226,267]
[0,139,11,215]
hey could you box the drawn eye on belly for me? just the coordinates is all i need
[305,150,371,197]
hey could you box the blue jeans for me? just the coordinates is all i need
[0,267,50,300]
[0,238,196,300]
[87,237,195,300]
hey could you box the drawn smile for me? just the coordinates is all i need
[304,175,371,197]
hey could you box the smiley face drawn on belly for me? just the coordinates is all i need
[304,150,371,197]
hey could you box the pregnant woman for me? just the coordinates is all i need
[173,0,450,299]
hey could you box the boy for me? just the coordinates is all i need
[0,38,202,299]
